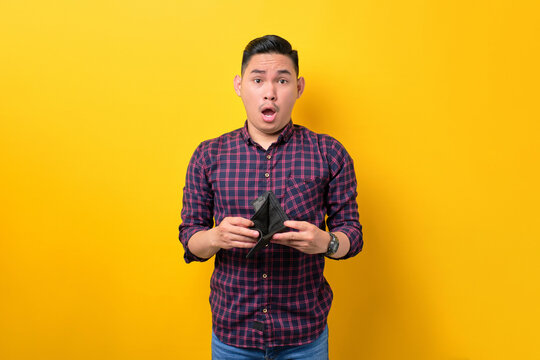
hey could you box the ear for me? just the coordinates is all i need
[234,75,242,96]
[296,76,305,98]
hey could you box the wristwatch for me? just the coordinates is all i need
[324,232,339,256]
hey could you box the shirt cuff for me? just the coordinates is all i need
[179,226,213,263]
[329,224,363,260]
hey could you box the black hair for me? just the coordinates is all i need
[241,35,299,76]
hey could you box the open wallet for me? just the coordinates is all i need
[246,191,289,259]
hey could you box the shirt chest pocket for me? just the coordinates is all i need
[283,177,325,221]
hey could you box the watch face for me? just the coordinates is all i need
[326,232,339,255]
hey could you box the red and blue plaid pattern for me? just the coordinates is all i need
[179,121,363,349]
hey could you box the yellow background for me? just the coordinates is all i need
[1,1,538,359]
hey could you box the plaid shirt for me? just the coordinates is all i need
[178,120,363,349]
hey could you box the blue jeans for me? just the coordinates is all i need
[211,326,329,360]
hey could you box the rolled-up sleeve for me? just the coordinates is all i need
[178,142,214,263]
[324,139,363,260]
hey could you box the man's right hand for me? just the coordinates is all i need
[208,217,260,250]
[187,217,260,259]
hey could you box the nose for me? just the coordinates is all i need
[263,83,277,101]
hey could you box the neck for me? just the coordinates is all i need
[247,123,288,150]
[250,133,277,150]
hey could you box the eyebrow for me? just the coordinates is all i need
[249,69,292,75]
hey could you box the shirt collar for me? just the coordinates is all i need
[240,120,295,146]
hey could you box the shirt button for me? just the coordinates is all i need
[264,172,270,178]
[262,308,268,313]
[266,155,272,160]
[262,273,268,279]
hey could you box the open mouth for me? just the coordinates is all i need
[260,106,277,122]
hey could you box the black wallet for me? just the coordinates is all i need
[246,191,289,258]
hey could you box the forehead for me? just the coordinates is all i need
[244,53,296,75]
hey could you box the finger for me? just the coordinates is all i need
[231,240,256,248]
[227,217,254,228]
[222,240,256,250]
[272,231,302,241]
[283,220,309,231]
[231,226,260,239]
[227,233,258,243]
[271,238,302,251]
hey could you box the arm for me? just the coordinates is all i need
[178,143,259,262]
[271,138,363,259]
[187,217,260,260]
[272,222,351,258]
[323,139,363,259]
[178,143,215,263]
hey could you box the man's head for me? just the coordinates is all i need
[234,35,305,144]
[241,35,299,77]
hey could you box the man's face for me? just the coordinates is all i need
[234,53,305,140]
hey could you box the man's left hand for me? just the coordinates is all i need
[271,220,329,255]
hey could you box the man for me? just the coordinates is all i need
[179,35,363,359]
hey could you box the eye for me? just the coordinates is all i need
[278,79,288,84]
[254,79,261,84]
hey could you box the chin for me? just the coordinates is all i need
[249,117,288,135]
[264,123,285,133]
